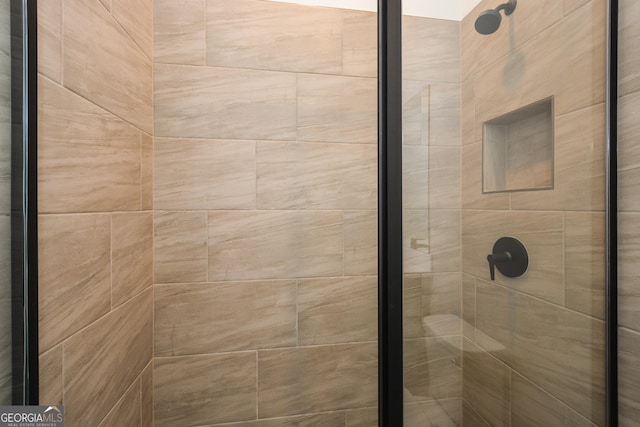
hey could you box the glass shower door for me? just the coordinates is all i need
[401,1,608,425]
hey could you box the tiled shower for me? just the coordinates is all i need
[29,0,640,426]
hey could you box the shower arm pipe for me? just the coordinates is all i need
[496,0,516,16]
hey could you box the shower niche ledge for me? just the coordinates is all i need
[483,97,554,193]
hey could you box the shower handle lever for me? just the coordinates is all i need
[486,237,529,281]
[487,252,512,280]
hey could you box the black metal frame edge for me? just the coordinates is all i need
[606,0,618,425]
[25,0,39,404]
[378,0,403,425]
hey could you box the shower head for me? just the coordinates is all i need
[474,0,517,35]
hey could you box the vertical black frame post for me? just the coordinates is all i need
[606,0,618,425]
[378,0,403,425]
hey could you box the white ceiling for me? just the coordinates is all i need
[265,0,483,21]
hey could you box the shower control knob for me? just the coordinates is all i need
[486,237,528,281]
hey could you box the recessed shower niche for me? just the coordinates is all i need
[483,97,554,193]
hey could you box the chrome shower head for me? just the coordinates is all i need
[474,0,517,35]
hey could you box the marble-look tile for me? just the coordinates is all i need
[403,16,460,83]
[342,10,377,78]
[154,211,207,283]
[64,290,152,426]
[155,138,256,210]
[206,0,342,74]
[155,280,296,356]
[64,0,152,133]
[141,362,153,427]
[211,412,346,427]
[111,0,152,59]
[404,399,461,427]
[345,407,377,426]
[462,339,511,427]
[257,141,376,210]
[462,274,476,341]
[39,345,63,406]
[343,210,377,276]
[475,280,606,425]
[154,0,206,65]
[619,327,640,427]
[38,78,142,213]
[462,210,564,304]
[39,214,111,352]
[258,343,377,418]
[112,212,153,307]
[510,104,606,211]
[619,213,640,330]
[141,133,153,210]
[619,92,640,212]
[97,378,141,427]
[208,210,343,280]
[298,276,377,345]
[565,212,605,319]
[619,0,640,96]
[462,400,490,426]
[511,371,597,427]
[38,0,62,82]
[155,64,296,140]
[154,352,257,426]
[421,273,462,337]
[297,73,376,144]
[461,142,510,210]
[404,336,461,401]
[461,0,563,80]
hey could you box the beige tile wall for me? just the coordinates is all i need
[37,0,154,425]
[618,0,640,425]
[153,0,378,425]
[461,1,607,426]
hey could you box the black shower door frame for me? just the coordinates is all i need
[377,0,619,425]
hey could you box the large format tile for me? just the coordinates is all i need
[619,0,640,96]
[462,400,490,426]
[155,138,256,210]
[403,209,461,274]
[298,276,377,345]
[511,372,597,427]
[619,212,640,330]
[98,379,141,427]
[619,327,640,427]
[461,142,510,210]
[208,210,343,280]
[155,280,296,356]
[64,0,152,133]
[141,363,153,427]
[39,78,142,213]
[619,92,640,212]
[258,343,377,418]
[510,104,606,211]
[462,274,476,341]
[403,16,459,83]
[39,214,111,352]
[404,275,423,339]
[421,273,462,337]
[257,141,376,210]
[141,133,153,210]
[462,339,511,427]
[154,352,257,426]
[343,210,377,276]
[206,0,342,74]
[111,0,152,59]
[404,399,460,427]
[112,212,153,307]
[342,10,377,78]
[475,280,606,425]
[297,74,376,144]
[402,146,429,210]
[154,211,208,283]
[345,407,377,426]
[39,345,63,406]
[38,0,61,82]
[155,64,296,140]
[64,290,152,427]
[404,337,461,401]
[462,210,564,304]
[154,0,206,65]
[211,412,346,427]
[565,212,606,319]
